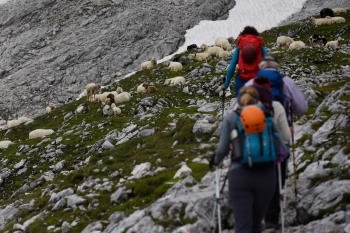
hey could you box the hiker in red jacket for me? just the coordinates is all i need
[222,26,267,95]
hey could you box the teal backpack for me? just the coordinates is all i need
[232,104,288,167]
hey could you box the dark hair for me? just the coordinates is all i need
[239,26,259,36]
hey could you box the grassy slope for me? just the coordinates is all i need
[0,11,350,232]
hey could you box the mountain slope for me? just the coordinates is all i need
[0,1,350,233]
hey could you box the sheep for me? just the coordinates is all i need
[29,129,54,139]
[141,57,157,70]
[89,94,100,102]
[45,103,56,113]
[7,120,20,129]
[111,103,121,115]
[276,36,294,47]
[310,16,333,26]
[288,41,306,50]
[75,102,90,116]
[308,35,327,46]
[116,87,123,94]
[85,83,101,100]
[98,92,112,103]
[103,104,114,116]
[200,44,224,58]
[172,56,191,65]
[332,8,347,14]
[168,61,183,72]
[227,37,235,44]
[0,140,13,149]
[137,83,146,93]
[219,49,234,59]
[326,16,346,24]
[325,37,343,47]
[164,76,186,86]
[188,52,211,62]
[6,117,30,129]
[320,8,335,18]
[105,93,115,105]
[143,83,157,93]
[187,44,198,50]
[114,92,131,104]
[215,37,232,51]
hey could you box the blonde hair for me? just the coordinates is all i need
[238,86,259,106]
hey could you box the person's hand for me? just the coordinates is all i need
[221,84,226,90]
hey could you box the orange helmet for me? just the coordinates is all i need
[240,105,266,134]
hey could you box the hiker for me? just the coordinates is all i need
[210,86,291,233]
[222,26,267,95]
[244,53,308,230]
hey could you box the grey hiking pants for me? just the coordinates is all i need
[228,165,276,233]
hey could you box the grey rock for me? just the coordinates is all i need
[51,198,66,212]
[61,221,71,233]
[66,194,87,208]
[102,140,114,150]
[81,221,103,233]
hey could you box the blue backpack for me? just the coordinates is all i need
[233,104,288,167]
[256,70,291,125]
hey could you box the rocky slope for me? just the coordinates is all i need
[0,0,350,233]
[0,0,234,120]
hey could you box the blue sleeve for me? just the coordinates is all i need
[262,46,267,56]
[224,48,239,89]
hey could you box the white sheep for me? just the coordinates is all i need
[29,129,54,139]
[215,37,232,51]
[310,16,333,26]
[219,49,234,59]
[89,94,100,102]
[0,140,13,149]
[288,41,306,50]
[85,83,101,100]
[75,103,90,116]
[171,76,186,86]
[7,120,20,129]
[116,87,123,94]
[141,57,157,70]
[332,8,347,14]
[114,92,131,104]
[168,62,183,72]
[137,83,146,93]
[325,37,342,47]
[111,103,121,115]
[276,36,294,47]
[188,52,211,62]
[98,92,112,103]
[45,104,56,113]
[18,117,30,124]
[326,16,346,23]
[201,44,224,58]
[103,104,114,116]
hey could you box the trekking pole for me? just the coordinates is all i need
[211,167,222,233]
[211,77,227,233]
[278,163,285,233]
[290,108,298,199]
[219,76,228,195]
